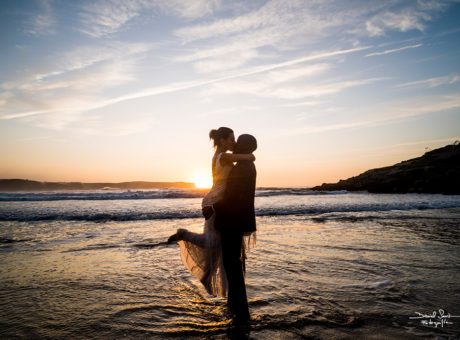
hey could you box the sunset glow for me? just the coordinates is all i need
[194,174,213,189]
[1,1,459,186]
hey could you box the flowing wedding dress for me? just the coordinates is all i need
[177,152,231,297]
[177,152,256,297]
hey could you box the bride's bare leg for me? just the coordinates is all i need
[167,228,206,247]
[167,228,186,244]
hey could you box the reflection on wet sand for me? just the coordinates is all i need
[1,209,460,338]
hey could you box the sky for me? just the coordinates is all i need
[1,0,460,187]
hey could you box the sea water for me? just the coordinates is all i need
[1,189,459,339]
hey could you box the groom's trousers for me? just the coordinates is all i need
[221,229,250,321]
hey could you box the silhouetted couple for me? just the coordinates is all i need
[168,127,257,324]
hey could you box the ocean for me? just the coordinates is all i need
[1,188,459,339]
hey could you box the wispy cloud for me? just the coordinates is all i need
[78,0,221,37]
[397,74,460,88]
[0,42,152,124]
[283,93,460,136]
[2,0,457,137]
[281,101,323,108]
[160,0,222,19]
[193,49,259,73]
[174,0,297,43]
[173,1,449,74]
[78,0,147,38]
[275,78,385,99]
[25,0,56,36]
[82,46,371,106]
[0,110,50,120]
[209,77,384,100]
[1,42,152,91]
[365,43,422,57]
[174,1,379,72]
[74,114,155,136]
[0,46,368,121]
[266,64,331,83]
[366,8,430,36]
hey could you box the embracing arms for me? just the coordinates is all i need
[219,153,255,167]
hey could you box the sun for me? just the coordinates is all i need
[194,174,213,189]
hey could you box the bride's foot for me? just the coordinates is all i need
[167,229,186,244]
[167,233,178,244]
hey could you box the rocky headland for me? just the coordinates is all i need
[312,142,460,194]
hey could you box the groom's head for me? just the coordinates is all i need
[234,134,257,154]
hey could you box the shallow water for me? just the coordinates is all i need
[1,191,460,339]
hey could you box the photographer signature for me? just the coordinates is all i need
[409,309,460,328]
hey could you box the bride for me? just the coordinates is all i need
[168,127,255,297]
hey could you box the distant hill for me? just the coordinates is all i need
[312,142,460,194]
[0,179,196,191]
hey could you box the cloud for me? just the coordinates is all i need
[281,101,323,108]
[285,120,375,135]
[0,110,50,120]
[0,42,151,125]
[266,64,331,83]
[174,0,289,43]
[175,26,282,64]
[78,0,147,37]
[207,77,384,99]
[1,42,152,91]
[159,0,221,19]
[366,8,431,36]
[174,1,376,72]
[397,74,460,88]
[193,49,259,73]
[78,0,221,37]
[81,46,370,106]
[416,0,451,12]
[25,0,56,36]
[0,92,13,106]
[27,60,135,92]
[74,114,155,136]
[0,46,367,124]
[172,0,451,74]
[365,43,422,57]
[283,93,460,136]
[174,0,387,43]
[271,78,385,99]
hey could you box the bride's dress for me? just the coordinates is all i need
[177,152,231,297]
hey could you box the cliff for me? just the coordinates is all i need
[312,142,460,194]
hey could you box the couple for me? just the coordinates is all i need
[168,127,257,323]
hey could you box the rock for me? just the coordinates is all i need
[312,142,460,194]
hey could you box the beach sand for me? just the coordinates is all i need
[1,208,459,338]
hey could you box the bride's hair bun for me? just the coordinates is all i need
[209,129,219,140]
[209,127,233,147]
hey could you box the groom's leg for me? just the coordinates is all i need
[221,230,249,320]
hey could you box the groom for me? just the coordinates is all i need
[203,134,257,323]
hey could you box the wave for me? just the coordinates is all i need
[0,187,347,202]
[255,187,348,197]
[1,203,459,222]
[0,189,206,202]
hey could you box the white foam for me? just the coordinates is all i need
[340,278,392,289]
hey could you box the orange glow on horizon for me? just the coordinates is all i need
[194,174,213,189]
[193,174,212,189]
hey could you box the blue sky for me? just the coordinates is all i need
[1,0,459,186]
